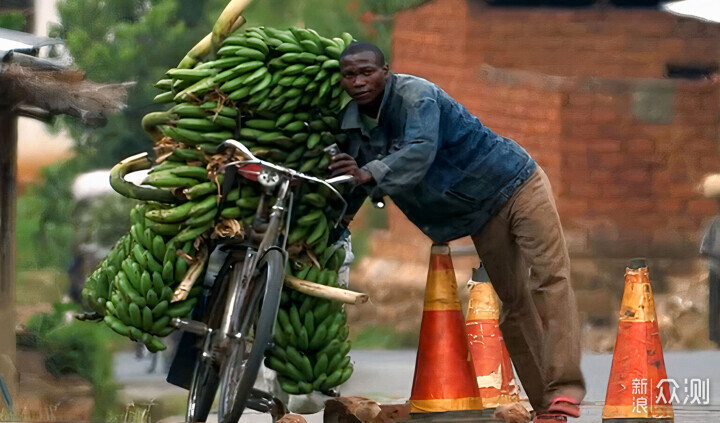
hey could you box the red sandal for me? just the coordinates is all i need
[547,396,581,418]
[533,414,567,423]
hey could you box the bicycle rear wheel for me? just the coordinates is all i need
[218,249,285,423]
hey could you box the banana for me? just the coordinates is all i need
[166,298,198,318]
[145,201,194,223]
[128,302,142,328]
[184,207,217,226]
[245,119,276,131]
[281,64,305,76]
[235,47,267,61]
[184,181,217,200]
[239,37,269,55]
[249,72,273,95]
[177,118,223,132]
[151,300,169,319]
[167,68,217,81]
[189,194,218,217]
[305,215,327,245]
[142,306,154,331]
[173,221,214,243]
[105,314,131,337]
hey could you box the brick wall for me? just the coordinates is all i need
[355,0,720,291]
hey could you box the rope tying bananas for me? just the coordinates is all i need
[80,3,356,393]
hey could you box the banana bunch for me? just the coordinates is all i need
[142,163,222,242]
[100,205,203,352]
[81,233,132,316]
[265,246,353,395]
[153,27,353,114]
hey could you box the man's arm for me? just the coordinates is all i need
[363,97,440,196]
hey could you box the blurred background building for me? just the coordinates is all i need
[348,0,720,351]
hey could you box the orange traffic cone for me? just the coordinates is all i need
[409,244,484,413]
[602,258,674,422]
[466,265,520,409]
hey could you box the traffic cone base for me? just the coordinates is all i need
[603,264,674,421]
[409,244,483,413]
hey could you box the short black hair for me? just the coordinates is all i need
[340,42,386,67]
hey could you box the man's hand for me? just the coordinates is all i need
[328,153,373,185]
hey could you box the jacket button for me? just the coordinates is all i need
[376,154,383,160]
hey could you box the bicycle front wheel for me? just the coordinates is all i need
[218,249,285,423]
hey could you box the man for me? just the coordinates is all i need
[329,42,586,422]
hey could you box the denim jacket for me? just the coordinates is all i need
[339,73,537,243]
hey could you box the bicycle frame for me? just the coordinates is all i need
[175,139,355,422]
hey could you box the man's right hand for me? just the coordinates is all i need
[328,153,373,185]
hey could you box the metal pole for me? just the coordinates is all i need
[0,107,18,407]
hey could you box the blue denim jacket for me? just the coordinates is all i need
[340,73,537,243]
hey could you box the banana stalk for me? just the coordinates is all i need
[142,111,177,141]
[110,153,183,203]
[212,0,253,53]
[172,244,209,302]
[178,15,247,69]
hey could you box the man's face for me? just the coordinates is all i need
[339,51,389,107]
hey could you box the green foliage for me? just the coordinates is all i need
[22,303,124,422]
[0,11,27,31]
[350,324,419,349]
[50,0,229,166]
[18,303,124,422]
[16,157,89,272]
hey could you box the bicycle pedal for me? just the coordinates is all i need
[170,318,210,336]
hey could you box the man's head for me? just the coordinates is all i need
[339,42,389,109]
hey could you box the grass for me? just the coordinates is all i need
[350,324,419,350]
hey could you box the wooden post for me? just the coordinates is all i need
[0,106,18,406]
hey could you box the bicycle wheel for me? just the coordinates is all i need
[186,253,240,422]
[218,249,285,423]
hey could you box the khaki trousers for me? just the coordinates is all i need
[471,167,586,410]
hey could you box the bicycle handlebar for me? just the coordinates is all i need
[219,139,352,227]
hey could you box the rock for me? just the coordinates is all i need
[324,397,411,423]
[278,413,307,423]
[493,402,532,423]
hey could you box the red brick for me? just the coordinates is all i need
[559,199,589,216]
[619,169,652,184]
[589,170,615,184]
[657,199,684,213]
[588,139,622,153]
[668,184,695,198]
[627,139,654,154]
[596,153,625,168]
[687,199,718,216]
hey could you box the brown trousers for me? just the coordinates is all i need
[471,167,586,410]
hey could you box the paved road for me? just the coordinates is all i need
[116,350,720,422]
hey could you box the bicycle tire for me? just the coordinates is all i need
[186,251,240,422]
[218,249,285,423]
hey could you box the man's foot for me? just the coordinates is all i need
[547,396,581,417]
[533,413,567,422]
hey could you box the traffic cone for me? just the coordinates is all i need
[409,244,484,413]
[602,258,674,422]
[466,265,521,409]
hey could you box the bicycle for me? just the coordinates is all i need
[166,139,360,423]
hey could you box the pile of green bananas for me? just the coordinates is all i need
[82,205,203,352]
[142,161,224,240]
[145,25,352,172]
[83,21,357,392]
[265,246,352,395]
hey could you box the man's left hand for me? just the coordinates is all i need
[328,153,373,185]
